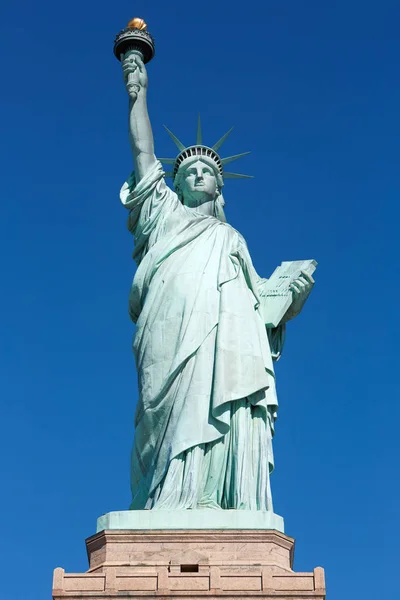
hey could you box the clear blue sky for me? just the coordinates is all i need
[1,1,399,598]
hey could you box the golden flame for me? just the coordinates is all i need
[127,18,147,30]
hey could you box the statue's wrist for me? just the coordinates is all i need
[129,90,147,108]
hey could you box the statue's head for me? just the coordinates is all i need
[174,157,224,208]
[160,118,252,221]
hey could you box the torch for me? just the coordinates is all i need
[113,18,155,64]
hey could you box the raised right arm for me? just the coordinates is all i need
[122,52,157,183]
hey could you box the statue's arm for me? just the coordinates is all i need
[122,52,157,183]
[267,324,286,362]
[252,274,286,360]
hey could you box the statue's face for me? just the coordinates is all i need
[180,160,218,208]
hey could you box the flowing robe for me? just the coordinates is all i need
[121,161,285,510]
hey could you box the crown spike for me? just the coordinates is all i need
[196,114,203,145]
[221,151,251,166]
[224,172,254,179]
[163,125,186,151]
[212,127,234,152]
[158,158,176,164]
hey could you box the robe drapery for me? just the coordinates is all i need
[121,161,284,510]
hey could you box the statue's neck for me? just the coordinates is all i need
[187,199,215,217]
[183,195,217,217]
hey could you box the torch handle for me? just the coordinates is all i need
[120,48,145,63]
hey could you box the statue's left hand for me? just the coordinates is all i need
[284,271,315,322]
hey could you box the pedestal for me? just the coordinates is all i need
[52,521,326,599]
[97,509,285,533]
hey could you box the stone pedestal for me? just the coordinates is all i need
[52,529,326,599]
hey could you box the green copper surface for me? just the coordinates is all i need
[118,51,316,514]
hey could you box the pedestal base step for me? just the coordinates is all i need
[52,528,326,599]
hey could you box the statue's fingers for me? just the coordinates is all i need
[294,277,306,289]
[297,275,310,290]
[300,270,315,285]
[123,67,137,82]
[123,56,137,67]
[123,67,133,80]
[122,66,132,77]
[128,52,143,66]
[123,61,137,71]
[298,276,307,285]
[135,55,145,70]
[290,282,301,295]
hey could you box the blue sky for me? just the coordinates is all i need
[1,0,399,598]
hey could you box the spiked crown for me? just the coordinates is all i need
[160,116,253,181]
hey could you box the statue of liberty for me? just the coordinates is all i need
[119,47,315,513]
